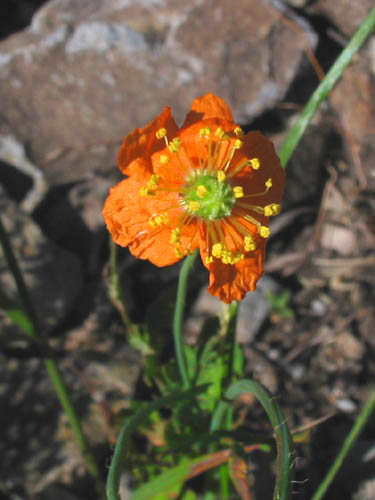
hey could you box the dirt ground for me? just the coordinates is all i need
[0,1,374,500]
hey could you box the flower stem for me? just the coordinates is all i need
[0,215,105,497]
[311,390,375,500]
[173,249,198,389]
[279,7,375,169]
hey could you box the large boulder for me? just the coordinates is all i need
[0,0,307,185]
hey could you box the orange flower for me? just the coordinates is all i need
[103,93,285,303]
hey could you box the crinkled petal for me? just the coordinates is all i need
[118,107,179,178]
[235,131,285,205]
[103,177,181,266]
[182,93,234,129]
[200,241,265,303]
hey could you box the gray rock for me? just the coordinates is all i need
[0,0,307,185]
[0,134,47,213]
[0,187,83,331]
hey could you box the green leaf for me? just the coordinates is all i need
[223,380,294,500]
[106,387,207,500]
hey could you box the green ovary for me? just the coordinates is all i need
[184,174,235,219]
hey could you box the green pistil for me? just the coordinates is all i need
[184,174,235,219]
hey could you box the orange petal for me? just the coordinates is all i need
[118,107,179,177]
[200,241,264,303]
[103,177,184,267]
[103,177,150,248]
[238,131,285,205]
[182,93,234,129]
[129,226,181,267]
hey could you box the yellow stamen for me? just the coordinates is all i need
[139,186,151,196]
[258,225,270,238]
[205,256,214,264]
[233,186,244,199]
[265,178,272,189]
[148,174,159,187]
[234,139,243,149]
[175,247,183,257]
[215,127,225,139]
[250,158,260,170]
[156,128,167,139]
[160,154,169,164]
[199,127,211,137]
[264,203,280,216]
[234,127,244,138]
[170,228,180,244]
[188,200,201,212]
[212,243,223,258]
[217,170,226,182]
[244,235,256,252]
[196,185,208,198]
[168,137,182,153]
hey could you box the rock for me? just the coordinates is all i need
[307,0,374,36]
[321,223,357,256]
[0,134,48,212]
[236,275,281,343]
[185,275,281,344]
[334,331,364,361]
[0,187,83,332]
[0,0,307,185]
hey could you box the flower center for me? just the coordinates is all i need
[183,173,236,219]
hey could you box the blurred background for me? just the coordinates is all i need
[0,1,374,499]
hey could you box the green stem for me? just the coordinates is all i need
[311,391,375,500]
[218,300,239,499]
[173,249,198,389]
[0,215,104,496]
[279,7,375,169]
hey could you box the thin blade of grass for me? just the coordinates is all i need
[311,390,375,500]
[279,7,375,168]
[0,289,35,336]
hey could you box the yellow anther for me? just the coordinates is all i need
[244,235,256,252]
[199,127,211,137]
[205,256,214,265]
[217,170,226,182]
[212,243,223,258]
[264,203,280,216]
[215,127,225,138]
[156,128,167,139]
[188,200,201,212]
[174,247,183,258]
[160,154,169,164]
[148,174,159,188]
[265,178,272,189]
[234,139,243,149]
[234,127,244,138]
[196,185,208,198]
[250,158,260,170]
[258,225,270,238]
[139,186,149,196]
[149,215,165,228]
[233,186,244,199]
[170,228,180,244]
[168,137,182,153]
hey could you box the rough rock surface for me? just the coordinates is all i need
[308,0,374,35]
[0,0,307,185]
[0,187,83,332]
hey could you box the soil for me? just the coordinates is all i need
[0,2,374,500]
